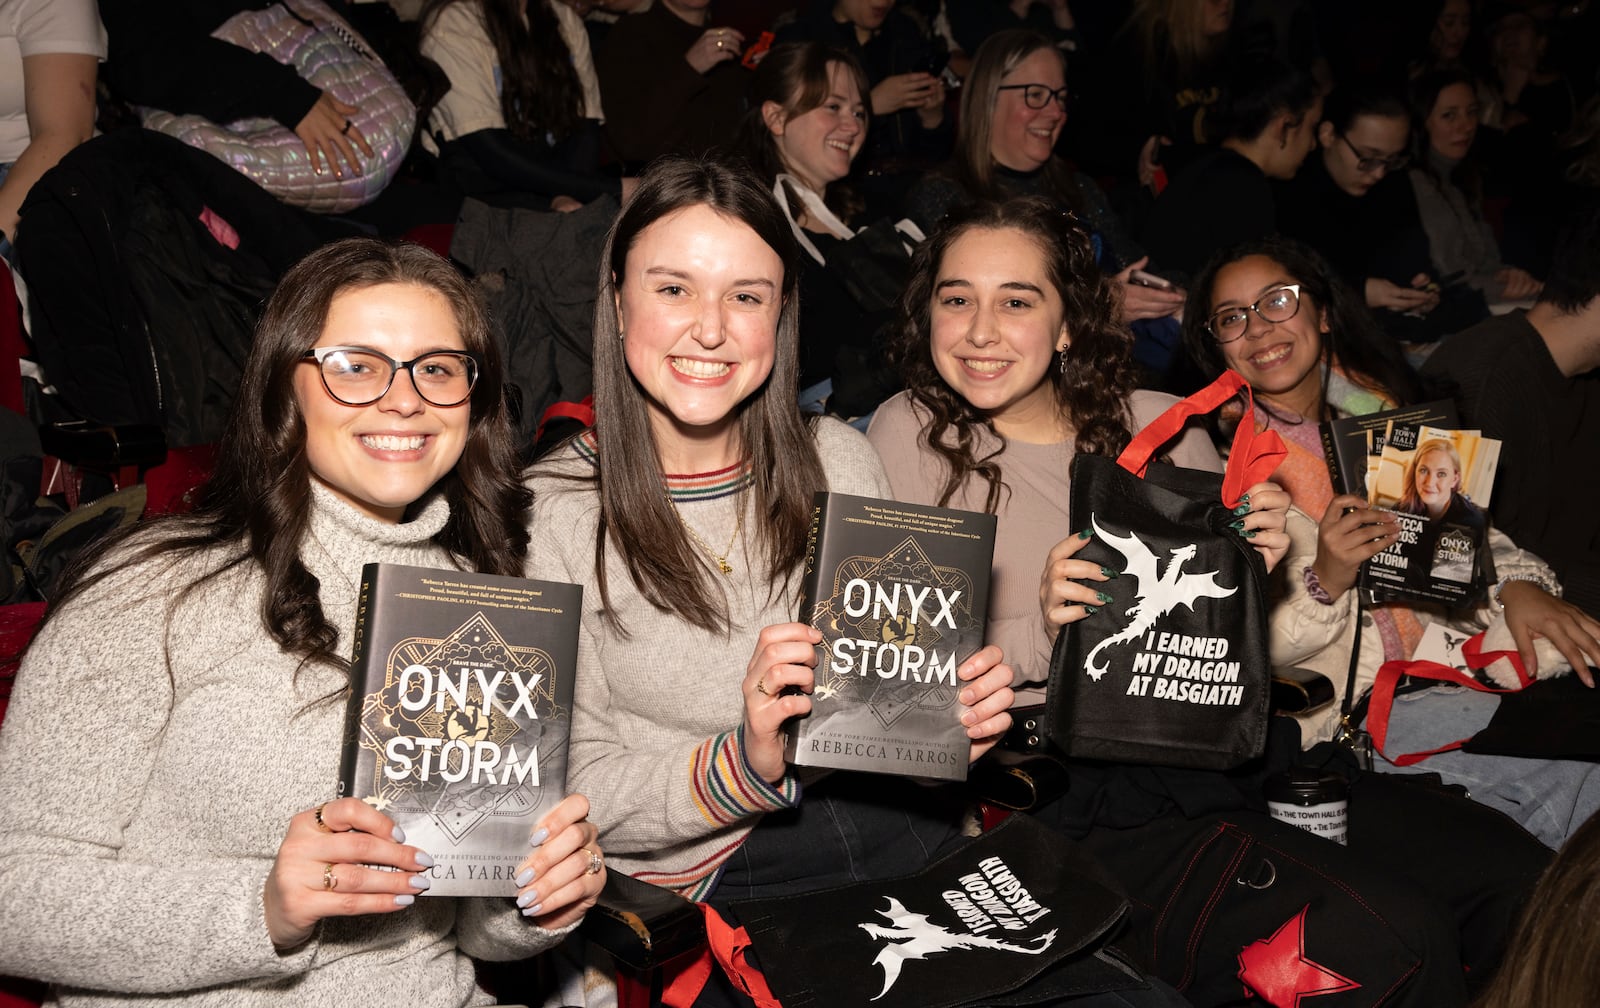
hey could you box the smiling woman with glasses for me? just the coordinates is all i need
[907,30,1187,334]
[303,346,481,407]
[1204,282,1302,342]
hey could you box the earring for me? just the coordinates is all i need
[618,328,625,341]
[1058,346,1070,374]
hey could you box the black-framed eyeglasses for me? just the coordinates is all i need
[1339,134,1409,174]
[301,346,480,407]
[996,83,1069,110]
[1206,284,1303,343]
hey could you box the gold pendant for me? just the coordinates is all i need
[716,557,732,575]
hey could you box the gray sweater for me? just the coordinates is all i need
[0,484,565,1006]
[526,419,891,900]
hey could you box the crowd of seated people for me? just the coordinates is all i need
[4,2,1600,1007]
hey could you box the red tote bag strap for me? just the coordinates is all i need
[659,903,784,1008]
[1115,370,1286,509]
[1366,632,1533,766]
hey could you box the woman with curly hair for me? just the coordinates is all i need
[867,196,1259,697]
[863,196,1554,1008]
[419,0,633,210]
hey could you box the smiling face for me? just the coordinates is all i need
[1209,255,1328,417]
[767,60,866,194]
[929,226,1069,442]
[616,204,784,460]
[1320,112,1409,196]
[1413,446,1461,516]
[293,282,471,523]
[990,47,1067,173]
[1425,81,1480,160]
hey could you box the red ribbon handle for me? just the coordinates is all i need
[1115,370,1286,509]
[1366,632,1532,766]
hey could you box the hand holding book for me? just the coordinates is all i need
[742,622,825,784]
[1310,494,1403,602]
[263,796,436,952]
[956,644,1015,764]
[513,793,606,931]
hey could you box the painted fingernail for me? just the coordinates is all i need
[1233,502,1251,516]
[409,874,431,891]
[515,867,536,887]
[521,903,544,917]
[414,851,434,868]
[1228,519,1245,531]
[1083,605,1098,616]
[1099,566,1120,579]
[395,894,415,907]
[1096,591,1113,605]
[392,826,407,843]
[1244,529,1258,539]
[1238,493,1250,508]
[529,827,549,847]
[1077,527,1093,540]
[516,887,539,907]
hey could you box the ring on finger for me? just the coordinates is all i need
[322,863,339,891]
[756,677,769,696]
[314,802,333,833]
[583,847,604,875]
[341,118,353,135]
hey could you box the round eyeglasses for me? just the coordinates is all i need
[1206,284,1303,344]
[302,346,480,407]
[996,83,1069,110]
[1338,134,1409,174]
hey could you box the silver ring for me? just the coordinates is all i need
[716,38,724,49]
[584,847,603,875]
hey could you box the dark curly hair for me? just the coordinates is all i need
[887,197,1139,512]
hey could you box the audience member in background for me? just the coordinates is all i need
[1483,7,1574,143]
[1407,68,1541,317]
[0,0,101,262]
[1183,235,1600,850]
[1141,56,1320,283]
[773,0,951,218]
[1474,809,1600,1008]
[730,42,901,423]
[1071,0,1235,186]
[0,238,604,1005]
[906,32,1184,334]
[942,0,1079,59]
[1418,0,1475,73]
[870,197,1540,1008]
[419,0,632,212]
[595,0,748,168]
[1274,85,1444,329]
[99,0,375,182]
[1423,201,1600,620]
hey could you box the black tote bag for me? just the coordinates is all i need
[1046,372,1286,770]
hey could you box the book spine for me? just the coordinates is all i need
[796,495,828,624]
[1319,420,1346,497]
[336,564,378,799]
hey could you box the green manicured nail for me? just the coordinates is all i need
[1083,605,1098,616]
[1099,566,1120,579]
[1077,527,1094,540]
[1096,591,1113,605]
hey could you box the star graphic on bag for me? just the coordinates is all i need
[1236,905,1360,1006]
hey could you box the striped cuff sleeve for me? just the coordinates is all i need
[689,726,800,827]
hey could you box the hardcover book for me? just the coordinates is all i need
[338,563,581,896]
[786,491,996,781]
[1320,402,1499,607]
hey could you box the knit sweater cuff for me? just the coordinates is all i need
[689,727,800,827]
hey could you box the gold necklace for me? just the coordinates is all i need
[673,490,745,576]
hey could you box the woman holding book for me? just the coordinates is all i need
[524,159,1193,1007]
[1181,234,1600,847]
[0,238,604,1006]
[870,197,1559,1006]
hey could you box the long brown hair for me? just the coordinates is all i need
[586,157,826,633]
[731,41,871,224]
[420,0,583,142]
[1474,811,1600,1008]
[47,238,530,678]
[887,197,1137,512]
